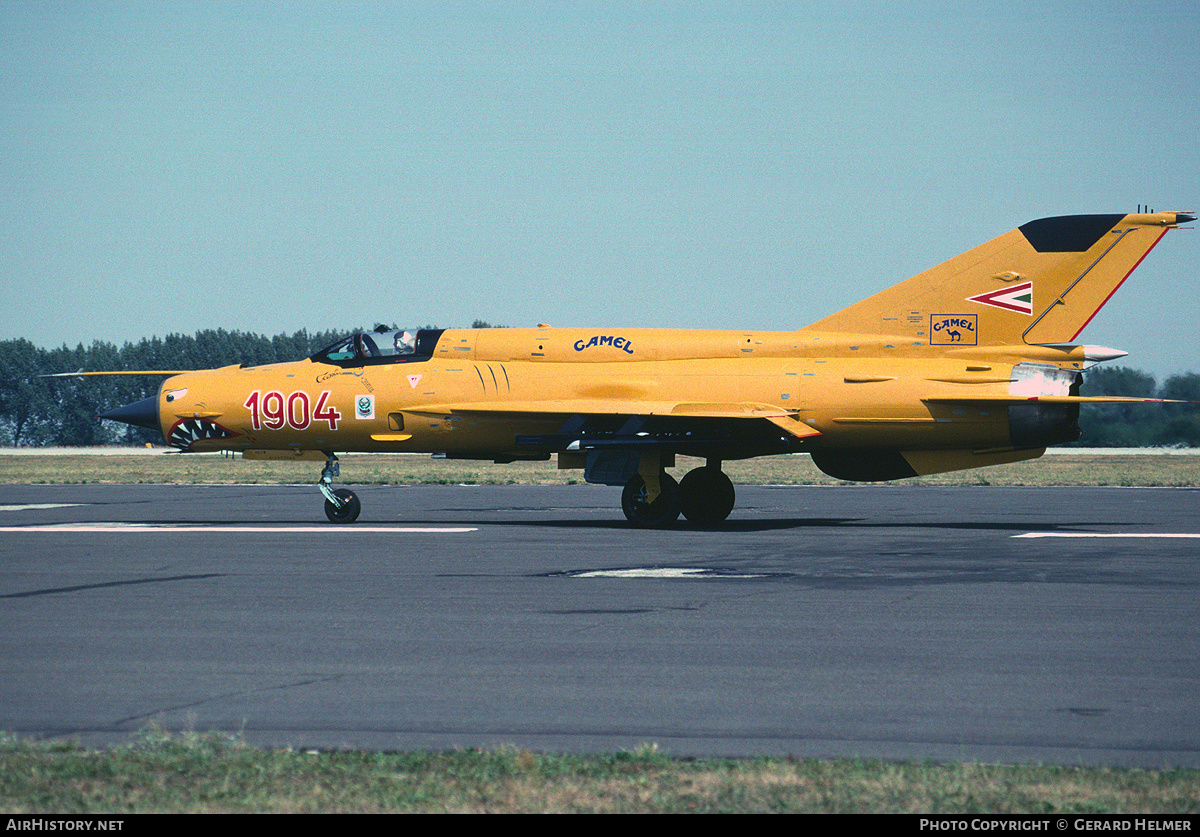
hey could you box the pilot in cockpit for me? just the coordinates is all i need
[394,330,416,355]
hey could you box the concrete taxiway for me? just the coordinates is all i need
[1,482,1197,766]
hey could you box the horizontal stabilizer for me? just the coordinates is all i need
[923,395,1193,406]
[41,370,192,377]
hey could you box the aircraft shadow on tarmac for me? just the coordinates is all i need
[1,574,225,600]
[348,516,1086,533]
[70,512,1101,534]
[27,510,1095,534]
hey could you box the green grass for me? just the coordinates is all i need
[2,730,1198,814]
[2,451,1199,487]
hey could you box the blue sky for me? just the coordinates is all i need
[2,1,1197,378]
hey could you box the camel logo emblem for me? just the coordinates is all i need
[930,315,977,346]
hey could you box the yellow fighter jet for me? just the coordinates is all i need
[98,210,1194,526]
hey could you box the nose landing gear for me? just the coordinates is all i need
[318,453,361,523]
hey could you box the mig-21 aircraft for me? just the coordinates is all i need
[95,210,1193,527]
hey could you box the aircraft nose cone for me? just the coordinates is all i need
[99,395,161,431]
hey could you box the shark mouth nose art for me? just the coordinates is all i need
[169,417,237,450]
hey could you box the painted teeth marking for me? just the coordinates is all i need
[169,418,235,450]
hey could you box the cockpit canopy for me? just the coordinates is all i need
[311,327,445,367]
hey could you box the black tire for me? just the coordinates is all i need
[678,467,736,525]
[621,473,680,528]
[324,488,361,524]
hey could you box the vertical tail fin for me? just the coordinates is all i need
[806,211,1193,347]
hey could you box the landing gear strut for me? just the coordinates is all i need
[318,453,360,524]
[621,472,680,528]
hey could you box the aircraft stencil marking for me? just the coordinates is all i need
[91,211,1196,527]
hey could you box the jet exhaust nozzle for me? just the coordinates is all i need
[99,395,160,431]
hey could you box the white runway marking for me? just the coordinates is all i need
[0,504,86,512]
[1014,532,1200,539]
[0,524,477,533]
[573,568,766,579]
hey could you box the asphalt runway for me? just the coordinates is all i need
[2,482,1198,766]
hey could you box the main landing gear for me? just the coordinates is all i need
[312,449,735,528]
[621,461,736,528]
[318,453,361,524]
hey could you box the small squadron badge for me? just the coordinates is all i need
[356,394,375,420]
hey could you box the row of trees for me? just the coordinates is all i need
[0,330,1195,447]
[1068,366,1200,447]
[0,329,356,447]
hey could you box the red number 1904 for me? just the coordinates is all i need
[245,390,341,431]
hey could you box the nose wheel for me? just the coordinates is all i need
[324,488,361,524]
[318,453,361,524]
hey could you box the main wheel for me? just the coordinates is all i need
[621,473,680,528]
[324,488,361,524]
[678,467,736,525]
